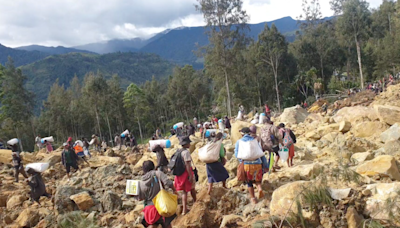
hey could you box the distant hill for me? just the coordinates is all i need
[21,52,175,104]
[74,17,303,65]
[16,45,96,55]
[0,44,50,67]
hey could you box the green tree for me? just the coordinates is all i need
[0,58,34,150]
[256,24,288,112]
[337,0,371,88]
[196,0,249,117]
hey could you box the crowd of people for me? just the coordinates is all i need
[136,109,297,227]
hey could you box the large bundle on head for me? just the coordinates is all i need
[7,138,19,146]
[25,163,50,172]
[149,139,171,151]
[41,136,54,144]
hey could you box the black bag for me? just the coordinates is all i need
[168,149,186,176]
[193,168,199,182]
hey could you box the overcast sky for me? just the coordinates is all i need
[0,0,383,48]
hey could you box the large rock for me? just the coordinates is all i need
[126,153,142,165]
[101,191,122,212]
[380,123,400,143]
[374,105,400,126]
[15,208,40,227]
[225,157,239,177]
[305,130,321,140]
[6,195,28,209]
[351,152,373,164]
[364,183,400,220]
[279,105,309,124]
[41,152,62,166]
[231,120,252,144]
[0,149,12,164]
[356,155,400,181]
[339,121,352,133]
[70,191,94,211]
[270,181,311,217]
[333,106,378,123]
[351,121,388,138]
[346,137,377,153]
[346,206,364,228]
[55,186,80,214]
[265,163,322,182]
[383,140,400,156]
[316,123,339,136]
[89,156,123,168]
[133,153,157,171]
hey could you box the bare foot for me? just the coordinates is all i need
[251,198,258,205]
[258,191,265,199]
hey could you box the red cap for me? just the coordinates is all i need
[67,137,72,142]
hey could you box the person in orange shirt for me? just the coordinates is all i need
[74,142,89,165]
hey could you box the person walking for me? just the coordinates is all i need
[61,143,81,179]
[168,136,197,215]
[26,167,51,205]
[206,133,229,195]
[152,145,169,173]
[278,123,297,167]
[35,135,42,150]
[11,150,28,183]
[137,161,177,228]
[82,138,92,158]
[260,118,282,171]
[115,134,122,150]
[224,116,231,135]
[235,127,268,204]
[156,128,162,139]
[44,140,53,154]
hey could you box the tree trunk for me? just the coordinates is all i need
[105,113,114,147]
[273,68,281,113]
[355,37,364,89]
[137,117,143,143]
[223,69,232,117]
[95,107,102,140]
[256,76,262,108]
[347,46,351,81]
[320,57,325,81]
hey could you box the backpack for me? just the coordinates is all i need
[260,125,276,152]
[283,129,294,148]
[168,149,186,176]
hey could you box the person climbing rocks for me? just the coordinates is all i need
[206,132,229,195]
[115,134,122,150]
[82,137,92,158]
[11,150,28,183]
[44,140,53,154]
[278,123,297,167]
[168,136,197,215]
[74,141,89,165]
[156,127,162,139]
[138,160,177,228]
[26,167,51,205]
[235,127,268,204]
[264,103,271,117]
[61,143,81,179]
[152,145,169,173]
[260,118,282,172]
[224,116,231,135]
[35,135,42,150]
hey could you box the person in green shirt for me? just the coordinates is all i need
[206,132,229,195]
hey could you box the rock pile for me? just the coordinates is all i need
[0,83,399,227]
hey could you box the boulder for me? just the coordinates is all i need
[333,106,378,123]
[0,195,7,207]
[225,157,239,177]
[346,206,364,228]
[126,153,142,165]
[41,152,62,166]
[351,121,388,138]
[101,191,122,212]
[169,135,180,148]
[6,195,28,209]
[0,149,12,164]
[383,140,400,156]
[15,208,40,228]
[270,181,311,217]
[364,182,400,220]
[231,120,252,144]
[339,121,352,133]
[374,105,400,126]
[316,123,339,136]
[346,137,377,153]
[219,215,244,228]
[133,153,157,171]
[89,156,122,168]
[279,105,309,124]
[328,188,351,200]
[381,123,400,143]
[356,155,400,181]
[305,130,321,140]
[351,152,373,164]
[55,186,80,214]
[265,163,322,182]
[70,191,94,211]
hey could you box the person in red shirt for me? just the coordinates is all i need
[264,103,271,117]
[304,101,308,109]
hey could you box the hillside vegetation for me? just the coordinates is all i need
[21,52,174,103]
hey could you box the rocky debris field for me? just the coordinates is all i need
[0,83,400,228]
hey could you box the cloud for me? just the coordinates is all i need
[0,0,384,47]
